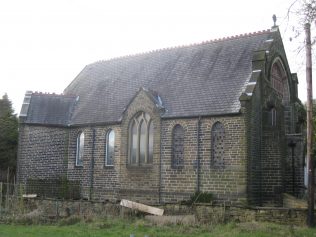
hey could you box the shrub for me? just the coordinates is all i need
[189,191,213,204]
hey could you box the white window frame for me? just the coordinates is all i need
[75,132,84,166]
[128,112,154,165]
[105,129,115,166]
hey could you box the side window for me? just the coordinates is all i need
[105,129,115,166]
[271,60,290,105]
[129,112,154,165]
[271,108,277,127]
[172,124,184,168]
[211,122,225,168]
[76,132,84,166]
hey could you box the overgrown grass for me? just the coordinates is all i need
[0,218,316,237]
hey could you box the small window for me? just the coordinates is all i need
[148,121,154,163]
[105,129,115,166]
[76,132,84,166]
[129,112,154,165]
[211,122,225,168]
[172,124,184,168]
[271,108,277,126]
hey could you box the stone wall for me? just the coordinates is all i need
[160,116,247,205]
[17,125,68,183]
[20,198,311,226]
[66,126,121,201]
[242,80,263,206]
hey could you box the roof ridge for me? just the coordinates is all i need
[90,29,271,65]
[32,92,77,98]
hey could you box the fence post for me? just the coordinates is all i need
[19,183,24,214]
[5,182,9,211]
[0,182,2,215]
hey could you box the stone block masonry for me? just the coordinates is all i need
[17,125,69,184]
[17,198,312,227]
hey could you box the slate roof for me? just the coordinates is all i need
[23,93,77,125]
[22,29,274,126]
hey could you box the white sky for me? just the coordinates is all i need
[0,0,313,113]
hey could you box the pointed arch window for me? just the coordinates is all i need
[129,112,154,165]
[211,122,225,168]
[105,129,115,166]
[271,60,289,104]
[172,124,184,168]
[76,132,84,166]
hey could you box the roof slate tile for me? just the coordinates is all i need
[23,30,272,126]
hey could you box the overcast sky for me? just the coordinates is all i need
[0,0,312,113]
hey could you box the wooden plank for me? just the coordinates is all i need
[22,194,37,198]
[120,199,164,216]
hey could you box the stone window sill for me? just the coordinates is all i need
[126,164,153,170]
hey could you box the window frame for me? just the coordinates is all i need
[270,58,290,105]
[171,124,185,169]
[128,112,154,166]
[105,129,115,167]
[271,107,277,127]
[211,122,225,168]
[75,131,84,167]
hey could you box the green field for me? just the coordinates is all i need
[1,218,316,237]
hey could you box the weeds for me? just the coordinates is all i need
[188,191,213,204]
[0,220,314,237]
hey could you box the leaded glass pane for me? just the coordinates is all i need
[129,112,154,165]
[139,121,146,163]
[271,63,283,95]
[131,121,137,164]
[172,125,184,168]
[76,132,84,166]
[148,121,154,163]
[106,130,115,166]
[211,122,225,168]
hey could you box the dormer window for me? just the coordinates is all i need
[129,112,154,165]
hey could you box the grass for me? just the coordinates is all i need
[0,218,316,237]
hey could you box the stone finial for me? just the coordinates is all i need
[272,14,277,27]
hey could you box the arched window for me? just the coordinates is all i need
[129,112,154,165]
[76,132,84,166]
[271,108,277,127]
[271,60,289,104]
[105,129,115,166]
[172,124,184,168]
[211,122,225,168]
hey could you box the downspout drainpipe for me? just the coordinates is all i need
[89,128,96,201]
[289,140,296,195]
[196,116,201,192]
[159,119,162,204]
